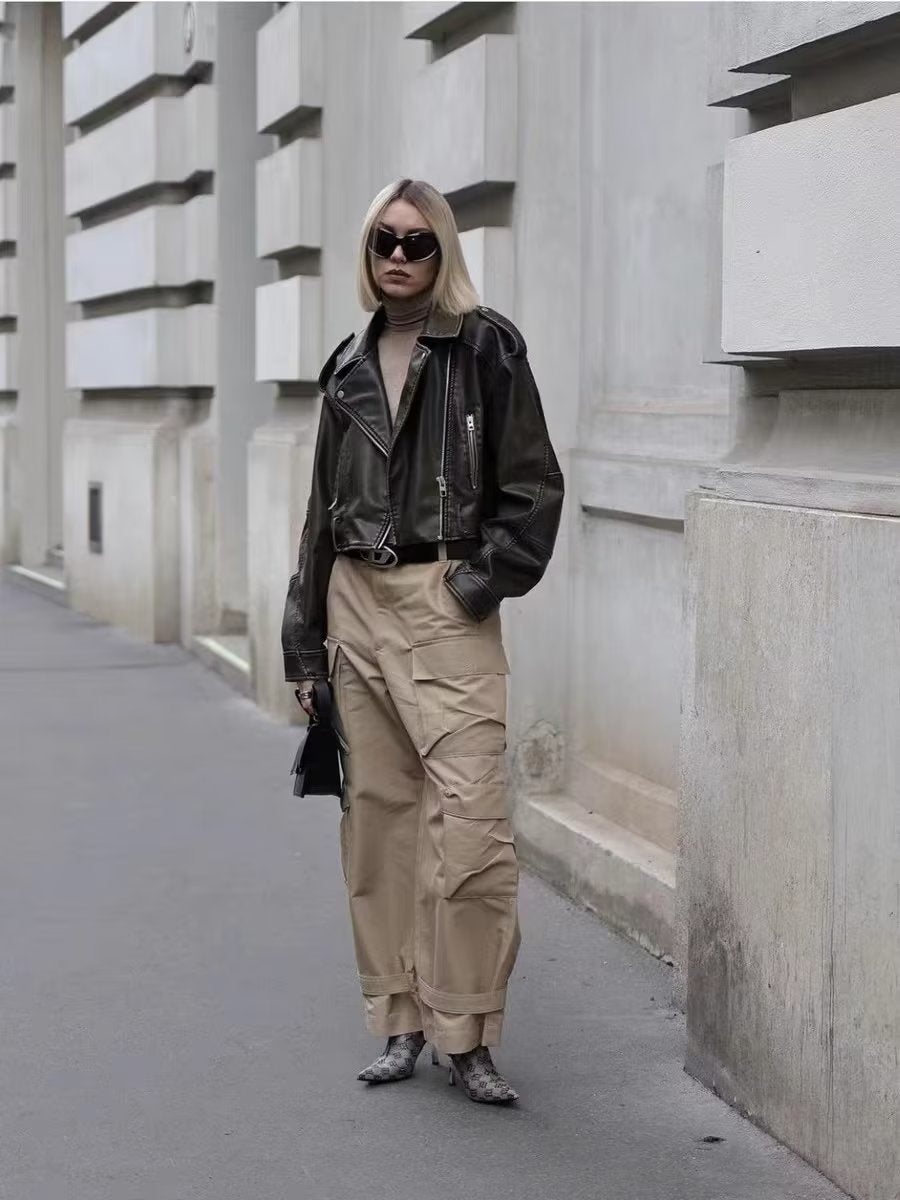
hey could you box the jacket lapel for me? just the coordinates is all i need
[330,307,464,452]
[331,312,392,453]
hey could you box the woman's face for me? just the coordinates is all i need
[369,198,440,302]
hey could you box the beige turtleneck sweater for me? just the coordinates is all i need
[378,292,432,427]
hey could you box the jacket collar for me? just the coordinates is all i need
[335,306,462,376]
[421,307,463,339]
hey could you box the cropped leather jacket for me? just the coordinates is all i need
[282,305,565,681]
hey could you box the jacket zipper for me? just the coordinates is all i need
[465,412,478,489]
[437,352,451,539]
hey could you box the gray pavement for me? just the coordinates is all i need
[0,577,847,1200]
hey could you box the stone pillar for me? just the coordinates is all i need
[0,7,17,563]
[683,8,900,1197]
[0,3,67,569]
[250,1,324,720]
[61,1,217,641]
[212,1,274,634]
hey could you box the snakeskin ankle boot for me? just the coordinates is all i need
[448,1045,519,1104]
[357,1031,427,1083]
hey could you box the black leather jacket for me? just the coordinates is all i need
[282,305,565,681]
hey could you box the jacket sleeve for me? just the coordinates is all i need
[281,395,344,681]
[444,348,565,620]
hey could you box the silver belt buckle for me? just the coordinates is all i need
[359,545,398,568]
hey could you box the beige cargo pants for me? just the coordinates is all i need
[325,553,520,1055]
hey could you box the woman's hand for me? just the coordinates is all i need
[295,680,317,717]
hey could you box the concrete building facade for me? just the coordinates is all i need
[1,4,897,1195]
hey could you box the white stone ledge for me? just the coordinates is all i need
[255,276,322,383]
[0,101,15,167]
[65,86,215,217]
[723,93,900,355]
[402,2,507,40]
[62,2,121,40]
[515,792,676,960]
[0,177,15,242]
[576,452,713,524]
[257,3,323,134]
[66,196,216,302]
[0,30,14,91]
[256,138,321,259]
[0,258,16,317]
[459,227,513,315]
[404,34,516,199]
[65,2,216,126]
[66,305,215,389]
[0,330,16,389]
[728,0,900,73]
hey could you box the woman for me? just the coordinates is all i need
[282,179,564,1105]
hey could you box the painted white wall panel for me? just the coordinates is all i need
[256,138,322,258]
[0,259,16,318]
[404,35,516,197]
[402,2,506,40]
[65,87,215,216]
[65,2,216,125]
[66,196,216,301]
[255,276,322,383]
[256,2,323,134]
[0,331,16,389]
[459,226,514,315]
[0,102,15,168]
[66,305,215,389]
[61,2,118,40]
[0,177,15,242]
[0,30,15,91]
[723,93,900,354]
[726,0,900,70]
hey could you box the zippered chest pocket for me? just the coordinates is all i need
[465,412,479,489]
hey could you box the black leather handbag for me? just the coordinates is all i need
[290,679,342,797]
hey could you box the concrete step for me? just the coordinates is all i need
[515,791,677,961]
[571,754,677,853]
[192,634,252,697]
[6,563,68,607]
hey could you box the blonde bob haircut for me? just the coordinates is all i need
[356,178,480,316]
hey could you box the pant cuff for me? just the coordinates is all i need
[364,993,422,1038]
[358,970,415,996]
[421,1008,505,1054]
[417,978,507,1014]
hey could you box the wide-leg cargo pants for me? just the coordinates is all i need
[325,553,520,1054]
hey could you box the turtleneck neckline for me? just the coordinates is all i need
[382,290,433,330]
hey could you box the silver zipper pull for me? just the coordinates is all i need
[437,475,448,497]
[466,413,475,432]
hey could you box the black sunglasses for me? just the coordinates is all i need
[369,226,440,263]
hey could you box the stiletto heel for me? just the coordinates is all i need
[431,1046,441,1067]
[448,1066,456,1087]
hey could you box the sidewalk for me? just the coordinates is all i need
[0,577,846,1200]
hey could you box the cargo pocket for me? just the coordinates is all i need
[437,755,518,900]
[411,633,509,759]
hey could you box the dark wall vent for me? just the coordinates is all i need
[88,483,103,554]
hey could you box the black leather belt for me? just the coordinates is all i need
[344,539,479,567]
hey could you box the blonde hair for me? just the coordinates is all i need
[356,179,480,316]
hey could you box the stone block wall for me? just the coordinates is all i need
[682,6,900,1196]
[61,0,216,641]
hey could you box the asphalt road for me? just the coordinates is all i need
[0,578,847,1200]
